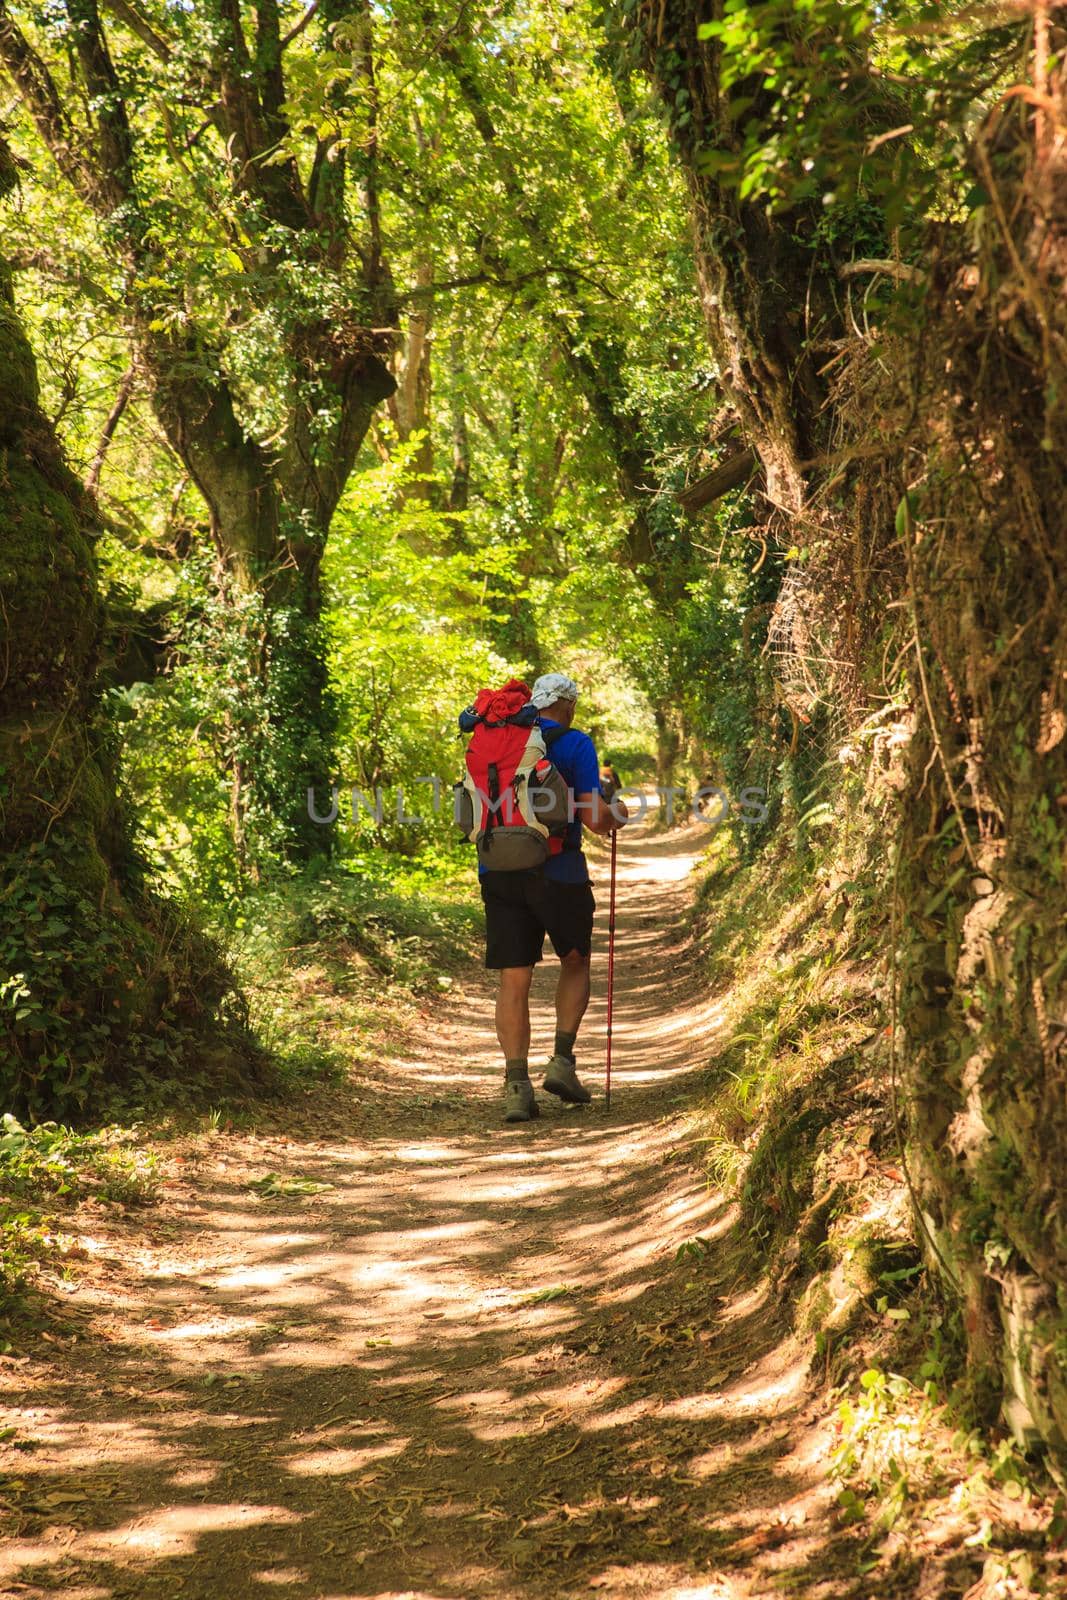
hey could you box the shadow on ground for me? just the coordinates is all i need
[0,825,876,1600]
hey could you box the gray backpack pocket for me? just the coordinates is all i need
[476,825,550,872]
[527,767,571,831]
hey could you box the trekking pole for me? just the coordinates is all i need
[605,825,618,1111]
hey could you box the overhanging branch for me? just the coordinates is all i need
[839,258,925,283]
[98,0,171,62]
[676,447,759,515]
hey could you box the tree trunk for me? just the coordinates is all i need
[895,71,1067,1456]
[654,708,683,792]
[620,1,843,520]
[0,0,399,867]
[142,340,395,867]
[447,326,471,515]
[621,0,1067,1461]
[0,142,251,1116]
[482,403,543,677]
[388,257,435,501]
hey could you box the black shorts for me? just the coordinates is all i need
[481,870,596,969]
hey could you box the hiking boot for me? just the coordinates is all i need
[503,1076,540,1123]
[542,1054,592,1105]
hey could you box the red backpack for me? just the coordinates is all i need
[455,679,571,871]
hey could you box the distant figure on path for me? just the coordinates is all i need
[599,761,622,802]
[457,672,629,1123]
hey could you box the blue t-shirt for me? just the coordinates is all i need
[539,718,601,884]
[476,717,601,885]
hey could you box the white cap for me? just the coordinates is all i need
[530,672,578,709]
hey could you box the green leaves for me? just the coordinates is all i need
[248,1173,335,1197]
[518,1284,577,1306]
[685,0,1000,230]
[894,490,922,539]
[1,840,241,1120]
[0,1115,159,1207]
[674,1234,713,1262]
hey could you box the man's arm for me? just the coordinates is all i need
[569,729,628,834]
[575,790,629,835]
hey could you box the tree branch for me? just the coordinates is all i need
[0,0,275,565]
[280,0,318,49]
[447,323,470,515]
[65,0,138,219]
[86,364,135,494]
[183,113,218,153]
[7,244,118,306]
[306,0,351,234]
[395,262,613,304]
[142,328,278,569]
[676,447,759,515]
[210,0,308,230]
[254,0,287,127]
[354,2,385,287]
[839,258,925,283]
[98,0,171,63]
[0,5,92,198]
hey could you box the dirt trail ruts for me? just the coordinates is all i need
[0,824,861,1600]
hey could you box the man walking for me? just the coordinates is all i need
[478,672,629,1123]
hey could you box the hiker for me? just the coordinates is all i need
[457,672,628,1123]
[599,761,622,802]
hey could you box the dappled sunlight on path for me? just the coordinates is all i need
[0,822,859,1599]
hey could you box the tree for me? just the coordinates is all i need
[0,0,397,861]
[893,55,1067,1453]
[0,135,252,1115]
[397,1,716,770]
[612,0,1067,1457]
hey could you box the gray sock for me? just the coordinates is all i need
[505,1058,529,1081]
[554,1029,577,1062]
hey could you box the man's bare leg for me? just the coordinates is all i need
[555,949,591,1037]
[497,966,540,1123]
[496,965,534,1061]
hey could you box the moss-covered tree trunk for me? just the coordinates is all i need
[895,72,1067,1454]
[151,352,392,867]
[619,0,1067,1460]
[0,142,250,1116]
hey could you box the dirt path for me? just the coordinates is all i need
[0,826,862,1600]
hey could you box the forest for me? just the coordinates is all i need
[1,0,1066,1595]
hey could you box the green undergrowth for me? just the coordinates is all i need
[691,797,921,1342]
[2,845,482,1331]
[74,842,485,1120]
[1,838,263,1123]
[693,811,889,1230]
[0,1112,160,1333]
[225,845,483,1091]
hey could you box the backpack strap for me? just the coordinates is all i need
[485,760,500,840]
[539,724,581,851]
